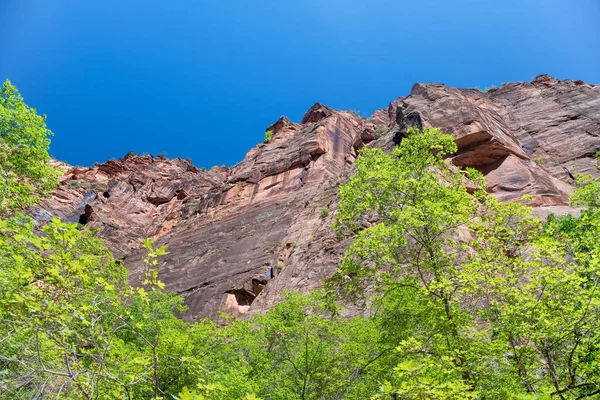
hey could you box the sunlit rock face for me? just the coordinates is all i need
[487,75,600,181]
[34,75,599,320]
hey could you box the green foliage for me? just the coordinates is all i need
[374,338,477,400]
[0,217,217,399]
[276,260,285,272]
[0,80,60,214]
[264,130,273,144]
[572,174,600,208]
[89,183,107,192]
[329,125,600,398]
[331,126,484,390]
[142,237,169,289]
[217,292,385,400]
[320,207,330,219]
[531,157,545,165]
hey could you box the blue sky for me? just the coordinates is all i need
[1,0,599,168]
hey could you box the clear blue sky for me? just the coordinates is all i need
[1,1,599,168]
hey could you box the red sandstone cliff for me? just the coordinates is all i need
[32,75,600,320]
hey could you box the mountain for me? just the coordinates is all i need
[31,75,600,321]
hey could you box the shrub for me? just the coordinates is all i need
[320,207,330,219]
[264,130,274,143]
[532,158,545,165]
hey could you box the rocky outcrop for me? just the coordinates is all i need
[38,154,229,259]
[487,75,600,181]
[32,75,599,320]
[384,82,587,205]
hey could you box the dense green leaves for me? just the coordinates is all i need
[0,218,215,399]
[0,80,60,214]
[330,126,600,399]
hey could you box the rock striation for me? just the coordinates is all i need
[32,75,600,320]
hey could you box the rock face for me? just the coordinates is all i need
[488,75,600,181]
[37,154,229,260]
[33,75,600,321]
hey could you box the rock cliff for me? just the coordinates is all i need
[32,75,600,320]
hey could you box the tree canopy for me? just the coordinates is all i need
[0,80,60,214]
[330,126,600,399]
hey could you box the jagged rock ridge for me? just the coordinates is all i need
[33,75,600,320]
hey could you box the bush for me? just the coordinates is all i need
[276,261,285,272]
[532,157,545,165]
[320,207,330,219]
[264,130,273,143]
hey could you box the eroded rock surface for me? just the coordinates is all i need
[33,75,599,320]
[488,75,600,181]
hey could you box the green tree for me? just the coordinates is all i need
[330,127,488,389]
[461,178,600,397]
[373,338,476,400]
[245,292,384,400]
[0,80,60,214]
[329,126,600,398]
[0,218,130,398]
[0,219,218,399]
[177,292,388,400]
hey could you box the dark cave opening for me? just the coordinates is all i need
[78,213,88,225]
